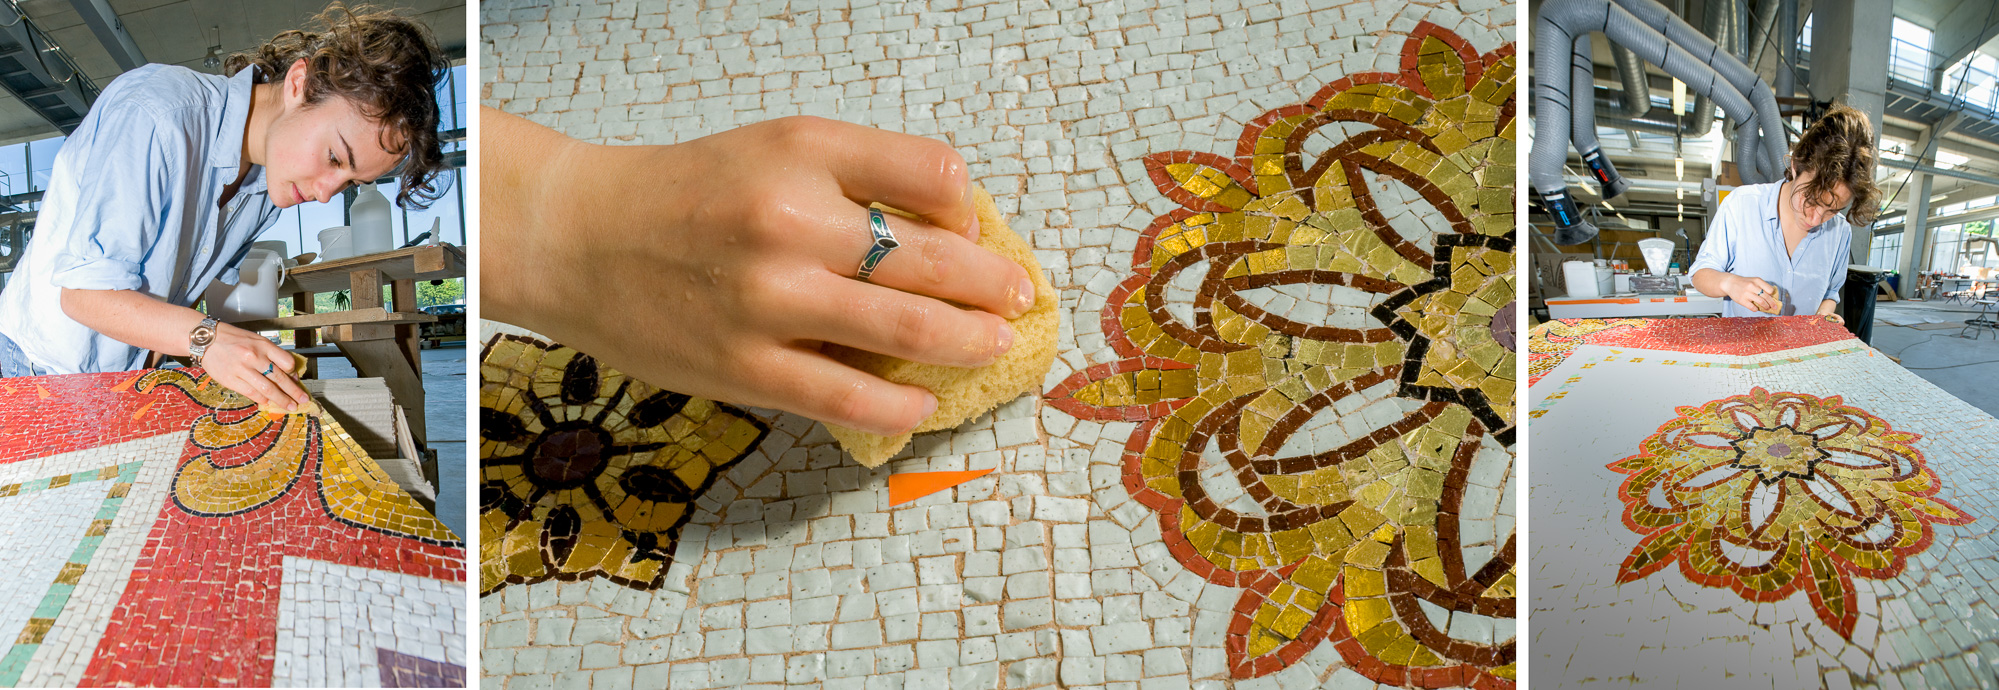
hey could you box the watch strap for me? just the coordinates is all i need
[189,316,219,367]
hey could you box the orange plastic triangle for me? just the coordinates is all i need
[888,468,996,507]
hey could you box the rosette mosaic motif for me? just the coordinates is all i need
[479,335,770,594]
[1047,23,1517,686]
[1608,387,1973,638]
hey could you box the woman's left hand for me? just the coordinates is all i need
[1817,312,1845,325]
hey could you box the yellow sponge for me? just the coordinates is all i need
[259,352,320,417]
[824,186,1059,467]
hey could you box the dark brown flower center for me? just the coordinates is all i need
[534,426,609,485]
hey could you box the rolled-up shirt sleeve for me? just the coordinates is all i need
[1689,194,1743,277]
[46,99,190,292]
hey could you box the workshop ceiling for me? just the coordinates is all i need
[0,0,463,145]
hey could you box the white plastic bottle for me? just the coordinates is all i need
[349,182,393,256]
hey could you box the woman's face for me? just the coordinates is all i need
[1789,169,1854,230]
[260,60,404,209]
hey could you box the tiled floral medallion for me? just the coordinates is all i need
[479,335,770,594]
[481,1,1513,689]
[1045,21,1516,688]
[0,368,465,687]
[1530,319,1999,686]
[1607,387,1971,639]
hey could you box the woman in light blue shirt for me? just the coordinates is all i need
[1690,105,1878,322]
[0,4,449,413]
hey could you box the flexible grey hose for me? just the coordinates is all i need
[1572,34,1632,199]
[1531,0,1604,244]
[1535,0,1765,244]
[1598,0,1726,137]
[1609,41,1651,117]
[1612,0,1787,180]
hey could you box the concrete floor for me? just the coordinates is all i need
[1867,299,1999,416]
[315,342,467,537]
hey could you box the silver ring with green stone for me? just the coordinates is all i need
[857,208,899,280]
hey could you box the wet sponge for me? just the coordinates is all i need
[823,186,1058,467]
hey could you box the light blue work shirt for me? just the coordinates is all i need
[1689,180,1853,318]
[0,64,281,374]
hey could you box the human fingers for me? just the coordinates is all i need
[787,117,980,241]
[742,346,939,436]
[1739,278,1776,313]
[254,344,312,410]
[814,202,1034,318]
[794,273,1015,368]
[211,346,292,412]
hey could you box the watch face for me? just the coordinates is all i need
[191,325,215,346]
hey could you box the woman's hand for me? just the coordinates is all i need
[483,110,1037,436]
[1815,300,1845,325]
[58,288,311,412]
[1719,273,1781,314]
[200,323,310,413]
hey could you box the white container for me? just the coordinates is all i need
[1638,238,1676,276]
[349,182,393,256]
[204,248,288,322]
[1562,260,1600,298]
[319,226,352,260]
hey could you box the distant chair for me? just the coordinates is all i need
[1963,298,1999,340]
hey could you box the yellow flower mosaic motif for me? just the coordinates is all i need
[1047,23,1515,688]
[479,335,768,595]
[1610,387,1973,638]
[139,368,460,546]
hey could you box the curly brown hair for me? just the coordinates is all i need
[225,2,449,209]
[1787,104,1880,226]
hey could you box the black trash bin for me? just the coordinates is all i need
[1842,265,1886,343]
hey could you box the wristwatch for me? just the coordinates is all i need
[188,316,219,367]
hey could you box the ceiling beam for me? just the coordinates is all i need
[0,3,95,133]
[1877,158,1999,188]
[67,0,146,73]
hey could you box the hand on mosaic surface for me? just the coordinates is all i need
[203,324,311,413]
[1816,300,1844,325]
[484,108,1034,436]
[1719,273,1780,314]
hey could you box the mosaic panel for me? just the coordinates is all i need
[275,556,468,687]
[1526,316,1855,385]
[1530,319,1999,686]
[379,647,469,688]
[480,1,1511,689]
[0,368,465,687]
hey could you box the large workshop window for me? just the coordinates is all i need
[1890,18,1935,84]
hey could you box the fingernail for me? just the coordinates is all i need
[962,185,980,242]
[1014,274,1036,314]
[906,392,939,434]
[993,322,1015,359]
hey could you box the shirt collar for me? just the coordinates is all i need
[209,66,265,194]
[1764,180,1836,236]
